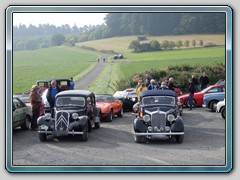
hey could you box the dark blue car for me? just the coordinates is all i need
[133,90,184,143]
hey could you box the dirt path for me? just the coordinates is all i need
[74,61,107,90]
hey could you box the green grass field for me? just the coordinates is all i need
[13,34,225,94]
[13,46,99,93]
[119,47,225,78]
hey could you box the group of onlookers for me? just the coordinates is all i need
[136,71,210,111]
[29,77,75,130]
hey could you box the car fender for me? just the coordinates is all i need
[77,115,89,126]
[100,104,111,114]
[133,118,147,133]
[171,117,184,132]
[37,116,54,127]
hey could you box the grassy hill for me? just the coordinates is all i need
[13,34,225,94]
[76,34,225,54]
[13,46,100,93]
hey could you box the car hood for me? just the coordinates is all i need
[96,102,111,107]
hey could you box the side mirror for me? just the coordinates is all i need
[13,106,16,111]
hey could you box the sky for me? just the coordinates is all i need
[13,13,108,27]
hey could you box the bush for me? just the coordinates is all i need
[204,42,217,47]
[113,63,225,93]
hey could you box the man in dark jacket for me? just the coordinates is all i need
[168,77,175,91]
[47,80,61,117]
[199,72,209,90]
[188,78,195,110]
[192,74,199,92]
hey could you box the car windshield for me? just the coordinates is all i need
[127,92,137,98]
[56,96,85,107]
[142,96,175,106]
[96,95,113,102]
[20,97,30,103]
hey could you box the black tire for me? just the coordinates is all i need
[210,100,218,112]
[134,135,146,143]
[95,122,100,129]
[117,107,123,117]
[185,99,196,108]
[21,115,31,130]
[175,135,184,143]
[81,125,88,142]
[39,133,47,142]
[107,110,113,122]
[221,107,226,119]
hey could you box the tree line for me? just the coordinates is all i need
[128,38,215,53]
[13,12,225,51]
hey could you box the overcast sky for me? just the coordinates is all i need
[13,13,107,27]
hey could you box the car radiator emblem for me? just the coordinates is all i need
[55,111,69,131]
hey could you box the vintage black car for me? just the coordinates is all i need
[37,90,101,142]
[133,90,184,143]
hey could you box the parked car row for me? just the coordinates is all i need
[13,78,225,144]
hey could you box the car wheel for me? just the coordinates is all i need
[95,122,100,129]
[175,135,184,143]
[185,99,196,108]
[117,107,123,117]
[221,107,226,119]
[39,133,47,142]
[134,135,146,143]
[210,100,218,112]
[107,111,113,122]
[21,115,31,130]
[179,110,183,116]
[81,125,88,142]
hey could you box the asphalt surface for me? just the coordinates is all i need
[74,61,107,90]
[12,108,226,166]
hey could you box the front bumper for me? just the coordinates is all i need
[134,132,184,136]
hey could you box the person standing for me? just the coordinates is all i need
[145,72,152,87]
[168,77,175,91]
[199,72,209,90]
[29,85,42,130]
[136,82,148,102]
[147,79,160,90]
[188,78,195,111]
[47,80,61,117]
[70,77,75,90]
[160,77,169,89]
[192,74,199,92]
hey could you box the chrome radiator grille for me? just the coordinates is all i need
[151,112,166,131]
[55,111,70,131]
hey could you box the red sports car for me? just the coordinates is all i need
[95,94,123,122]
[178,84,225,107]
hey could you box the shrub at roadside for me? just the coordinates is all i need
[113,63,225,93]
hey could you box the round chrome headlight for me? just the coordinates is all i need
[72,113,79,120]
[45,113,51,120]
[143,114,151,122]
[167,114,175,122]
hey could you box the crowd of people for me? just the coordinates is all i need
[136,71,209,111]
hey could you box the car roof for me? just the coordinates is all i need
[95,94,112,96]
[140,90,177,97]
[36,78,70,83]
[56,90,93,97]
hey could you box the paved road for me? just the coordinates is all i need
[12,108,226,166]
[74,61,107,90]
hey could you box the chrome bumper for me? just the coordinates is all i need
[134,132,184,136]
[38,130,83,135]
